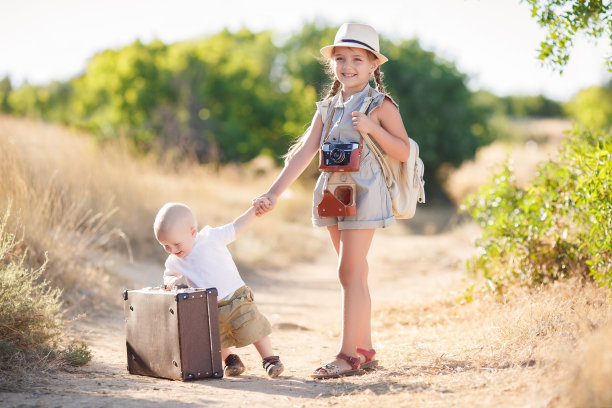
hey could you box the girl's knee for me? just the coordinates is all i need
[338,265,367,287]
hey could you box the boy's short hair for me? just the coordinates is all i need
[154,203,197,238]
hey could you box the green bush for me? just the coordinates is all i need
[462,127,611,293]
[564,85,612,131]
[500,94,564,118]
[4,25,492,196]
[0,205,91,377]
[61,341,92,366]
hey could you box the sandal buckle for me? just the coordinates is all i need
[336,352,360,370]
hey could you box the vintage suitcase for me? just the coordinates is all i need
[123,287,223,380]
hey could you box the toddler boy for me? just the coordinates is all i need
[154,202,283,378]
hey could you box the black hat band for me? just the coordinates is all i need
[340,39,376,53]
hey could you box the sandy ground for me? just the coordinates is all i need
[0,223,498,408]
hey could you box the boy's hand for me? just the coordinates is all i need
[162,277,179,291]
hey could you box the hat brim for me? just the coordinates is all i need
[320,42,388,65]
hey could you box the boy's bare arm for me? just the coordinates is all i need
[233,206,257,237]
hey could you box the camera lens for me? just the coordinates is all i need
[330,148,346,164]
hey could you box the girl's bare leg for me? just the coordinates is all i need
[323,225,375,369]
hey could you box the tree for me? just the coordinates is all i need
[564,84,612,130]
[0,77,11,113]
[2,25,493,196]
[281,23,338,98]
[523,0,611,71]
[382,38,492,193]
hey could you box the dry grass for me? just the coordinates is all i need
[2,115,610,406]
[368,278,612,407]
[0,206,92,392]
[443,118,572,206]
[0,115,324,305]
[563,320,612,408]
[0,114,324,390]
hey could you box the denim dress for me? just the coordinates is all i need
[312,84,397,230]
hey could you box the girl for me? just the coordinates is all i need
[254,23,411,379]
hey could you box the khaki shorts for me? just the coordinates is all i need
[217,286,272,349]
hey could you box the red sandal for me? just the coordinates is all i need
[357,348,378,370]
[311,352,364,379]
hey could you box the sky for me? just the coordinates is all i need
[1,0,609,102]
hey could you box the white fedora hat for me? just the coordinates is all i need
[320,23,388,65]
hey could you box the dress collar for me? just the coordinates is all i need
[333,83,372,108]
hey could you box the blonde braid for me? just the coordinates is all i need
[324,79,342,99]
[373,67,387,95]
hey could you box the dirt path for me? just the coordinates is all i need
[0,225,479,408]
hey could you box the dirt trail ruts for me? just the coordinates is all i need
[0,225,477,408]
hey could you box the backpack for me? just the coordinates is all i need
[363,135,426,219]
[319,91,426,219]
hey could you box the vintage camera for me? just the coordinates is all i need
[317,173,357,217]
[319,142,361,172]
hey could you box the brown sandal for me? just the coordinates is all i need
[357,348,378,370]
[311,352,364,379]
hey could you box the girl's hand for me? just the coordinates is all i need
[351,111,376,134]
[252,194,277,216]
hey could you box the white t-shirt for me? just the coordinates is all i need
[163,223,245,300]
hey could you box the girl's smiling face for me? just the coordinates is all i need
[332,47,379,96]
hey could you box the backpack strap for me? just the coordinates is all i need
[362,135,394,189]
[354,88,374,153]
[359,96,395,189]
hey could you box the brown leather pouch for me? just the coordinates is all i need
[317,173,357,217]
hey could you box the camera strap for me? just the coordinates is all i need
[321,87,374,151]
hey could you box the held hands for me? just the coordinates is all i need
[252,194,276,216]
[351,111,376,134]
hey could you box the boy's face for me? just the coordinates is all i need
[156,224,197,259]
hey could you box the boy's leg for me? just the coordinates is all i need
[253,336,274,359]
[254,336,284,378]
[221,348,233,360]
